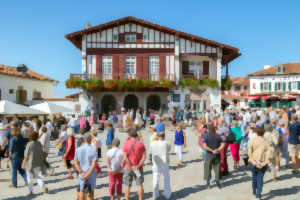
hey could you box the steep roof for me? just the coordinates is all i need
[249,62,300,76]
[0,64,57,82]
[230,77,250,85]
[65,16,240,65]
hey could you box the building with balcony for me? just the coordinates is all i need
[222,77,250,109]
[65,16,240,114]
[0,64,57,105]
[248,62,300,108]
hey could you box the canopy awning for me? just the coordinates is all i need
[0,100,46,116]
[30,102,74,114]
[246,96,260,100]
[281,96,296,100]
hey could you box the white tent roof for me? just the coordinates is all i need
[0,100,46,115]
[30,102,74,114]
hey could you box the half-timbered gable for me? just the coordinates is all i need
[65,16,240,113]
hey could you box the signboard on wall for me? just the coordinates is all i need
[173,94,180,102]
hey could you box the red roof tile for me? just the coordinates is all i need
[249,62,300,76]
[0,64,57,82]
[230,77,250,85]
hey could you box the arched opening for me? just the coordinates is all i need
[146,95,161,111]
[101,95,116,114]
[124,94,139,111]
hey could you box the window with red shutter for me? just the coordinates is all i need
[182,61,189,75]
[137,33,143,43]
[96,56,102,78]
[203,61,209,76]
[159,55,166,79]
[119,33,125,43]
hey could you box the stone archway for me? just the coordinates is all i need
[101,95,116,114]
[146,95,161,111]
[124,94,139,111]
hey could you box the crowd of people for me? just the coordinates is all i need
[0,106,299,200]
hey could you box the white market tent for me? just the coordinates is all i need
[30,102,74,114]
[0,100,46,116]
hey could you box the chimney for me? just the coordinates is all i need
[264,65,271,70]
[86,22,91,29]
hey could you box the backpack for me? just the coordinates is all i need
[226,130,236,144]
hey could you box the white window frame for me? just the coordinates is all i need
[102,56,112,74]
[188,62,196,74]
[125,56,136,74]
[125,34,136,43]
[149,56,159,74]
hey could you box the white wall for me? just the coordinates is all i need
[0,74,54,102]
[250,75,300,95]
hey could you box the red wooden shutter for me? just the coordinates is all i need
[142,56,149,79]
[119,33,125,43]
[203,61,209,76]
[137,33,143,43]
[112,55,119,79]
[182,61,189,75]
[159,55,166,79]
[96,56,102,78]
[119,55,125,79]
[136,56,143,79]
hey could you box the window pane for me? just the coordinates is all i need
[102,56,112,74]
[125,34,136,42]
[125,56,136,74]
[189,62,195,74]
[149,56,159,74]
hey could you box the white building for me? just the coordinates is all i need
[65,16,241,113]
[248,62,300,108]
[0,64,57,104]
[222,77,250,109]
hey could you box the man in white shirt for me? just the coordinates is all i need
[106,138,124,200]
[68,115,77,132]
[150,133,171,200]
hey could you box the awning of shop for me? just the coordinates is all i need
[261,96,270,100]
[246,96,260,100]
[281,96,296,100]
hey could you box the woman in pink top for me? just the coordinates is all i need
[89,115,94,128]
[79,116,86,130]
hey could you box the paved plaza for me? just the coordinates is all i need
[0,126,299,200]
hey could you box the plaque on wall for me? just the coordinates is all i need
[173,94,180,102]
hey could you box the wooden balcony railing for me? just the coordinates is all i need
[70,73,210,82]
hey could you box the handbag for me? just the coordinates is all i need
[226,130,236,144]
[57,143,63,150]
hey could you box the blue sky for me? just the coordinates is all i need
[0,0,299,97]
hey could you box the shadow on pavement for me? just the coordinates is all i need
[263,186,300,200]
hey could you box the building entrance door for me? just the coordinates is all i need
[124,94,139,111]
[146,95,161,111]
[101,95,116,114]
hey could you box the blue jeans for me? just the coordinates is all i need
[11,157,27,187]
[250,164,267,199]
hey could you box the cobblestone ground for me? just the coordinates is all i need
[0,126,299,200]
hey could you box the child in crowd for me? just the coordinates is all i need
[106,138,124,200]
[106,123,115,150]
[174,124,187,165]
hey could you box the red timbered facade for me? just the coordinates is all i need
[66,16,240,113]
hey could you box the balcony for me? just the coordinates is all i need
[69,72,209,82]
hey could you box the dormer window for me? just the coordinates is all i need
[125,34,136,42]
[277,64,285,74]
